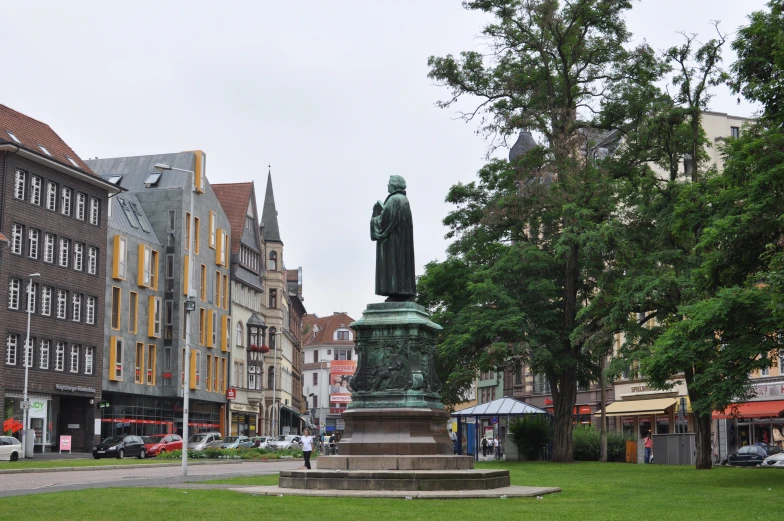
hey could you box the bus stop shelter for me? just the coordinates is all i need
[451,397,551,460]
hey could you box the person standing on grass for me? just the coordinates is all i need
[301,428,315,470]
[644,433,653,464]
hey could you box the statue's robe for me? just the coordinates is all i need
[370,190,415,299]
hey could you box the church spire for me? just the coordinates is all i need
[261,166,282,243]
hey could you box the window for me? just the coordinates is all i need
[41,286,52,316]
[144,172,161,187]
[185,212,191,249]
[14,169,26,200]
[55,342,65,371]
[6,130,19,143]
[336,330,351,341]
[43,233,55,263]
[129,292,138,333]
[268,251,277,271]
[111,287,121,329]
[60,186,72,216]
[6,334,18,365]
[211,311,218,347]
[8,279,21,310]
[30,175,42,205]
[39,340,50,369]
[85,346,94,375]
[89,198,100,225]
[164,300,173,339]
[200,264,206,301]
[27,229,39,259]
[163,346,172,386]
[166,254,175,292]
[56,289,67,319]
[195,351,201,388]
[236,322,243,347]
[215,272,221,305]
[215,228,225,265]
[118,198,138,228]
[199,308,206,345]
[730,126,740,138]
[149,296,162,338]
[313,373,318,385]
[135,343,144,383]
[269,289,277,308]
[69,345,80,373]
[313,350,319,363]
[268,366,275,389]
[73,242,84,271]
[75,192,86,221]
[110,337,124,380]
[248,366,261,390]
[88,247,98,275]
[209,211,216,248]
[11,224,23,255]
[23,337,33,368]
[38,144,51,156]
[333,349,352,361]
[533,374,551,394]
[269,327,277,350]
[46,181,57,211]
[223,274,228,309]
[220,358,226,392]
[235,361,244,388]
[113,236,127,279]
[194,217,200,254]
[206,355,213,391]
[86,296,96,324]
[147,345,155,385]
[58,238,70,267]
[26,282,38,313]
[72,293,82,322]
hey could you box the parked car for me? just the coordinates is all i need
[220,436,250,449]
[726,444,781,467]
[252,436,269,449]
[187,432,223,451]
[93,435,146,459]
[0,436,22,461]
[143,434,183,456]
[762,450,784,467]
[267,435,302,450]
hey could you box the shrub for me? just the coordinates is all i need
[157,449,206,459]
[509,415,552,460]
[572,425,635,462]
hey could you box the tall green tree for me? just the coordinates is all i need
[423,0,662,462]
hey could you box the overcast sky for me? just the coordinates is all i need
[3,0,767,321]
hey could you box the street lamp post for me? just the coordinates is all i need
[22,272,40,459]
[154,163,195,477]
[271,330,283,437]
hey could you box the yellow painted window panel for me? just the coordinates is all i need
[148,295,156,337]
[215,229,223,265]
[190,351,197,390]
[193,150,206,194]
[199,308,206,345]
[206,309,214,348]
[137,244,145,286]
[209,211,215,248]
[206,355,213,392]
[222,274,228,310]
[215,272,221,305]
[151,250,159,291]
[194,217,200,254]
[221,315,229,352]
[112,235,122,279]
[183,255,189,296]
[222,358,227,393]
[109,337,119,381]
[147,344,156,385]
[200,264,207,302]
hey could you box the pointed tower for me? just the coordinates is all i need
[261,170,283,244]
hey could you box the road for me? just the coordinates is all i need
[0,459,303,497]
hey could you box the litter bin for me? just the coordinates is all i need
[625,440,637,463]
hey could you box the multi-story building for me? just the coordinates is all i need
[302,312,356,436]
[286,268,306,419]
[259,172,306,436]
[213,182,265,438]
[87,152,232,438]
[1,104,120,452]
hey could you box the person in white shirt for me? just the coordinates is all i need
[301,428,315,470]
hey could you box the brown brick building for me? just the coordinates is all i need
[0,105,120,453]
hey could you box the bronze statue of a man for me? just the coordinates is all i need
[371,175,416,301]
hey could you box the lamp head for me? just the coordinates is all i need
[153,163,172,171]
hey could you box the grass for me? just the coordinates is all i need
[1,461,783,520]
[0,458,189,470]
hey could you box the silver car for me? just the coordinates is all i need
[267,435,302,450]
[220,436,250,449]
[187,432,223,451]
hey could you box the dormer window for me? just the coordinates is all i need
[6,130,20,143]
[335,329,352,341]
[38,144,52,156]
[108,175,123,185]
[144,173,162,187]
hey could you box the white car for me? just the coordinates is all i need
[762,452,784,467]
[267,435,302,450]
[0,436,22,461]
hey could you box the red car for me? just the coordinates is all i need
[143,434,183,456]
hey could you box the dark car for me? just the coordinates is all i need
[143,434,183,456]
[726,444,781,467]
[93,435,147,459]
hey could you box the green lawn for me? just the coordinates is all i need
[0,458,191,470]
[1,461,782,521]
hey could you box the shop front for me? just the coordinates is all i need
[99,393,223,439]
[713,380,784,461]
[230,410,258,437]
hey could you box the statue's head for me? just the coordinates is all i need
[388,175,407,193]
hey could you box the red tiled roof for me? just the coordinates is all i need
[303,313,356,346]
[286,269,298,282]
[0,104,94,174]
[212,182,254,253]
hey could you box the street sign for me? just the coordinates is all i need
[491,416,498,425]
[20,401,29,410]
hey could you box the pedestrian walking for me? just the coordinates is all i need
[644,433,653,464]
[301,428,315,470]
[494,435,501,460]
[481,436,488,457]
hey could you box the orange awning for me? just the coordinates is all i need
[713,400,784,419]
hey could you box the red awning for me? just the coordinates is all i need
[713,400,784,419]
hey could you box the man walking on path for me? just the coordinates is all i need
[494,436,501,460]
[481,436,488,457]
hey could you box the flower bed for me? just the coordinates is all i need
[157,447,312,460]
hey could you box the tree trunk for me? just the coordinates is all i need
[599,354,607,463]
[551,367,577,462]
[694,412,713,470]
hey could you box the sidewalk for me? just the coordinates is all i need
[22,451,92,461]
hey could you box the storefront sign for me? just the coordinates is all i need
[631,385,649,393]
[55,384,96,393]
[60,436,72,451]
[226,388,237,400]
[329,408,344,414]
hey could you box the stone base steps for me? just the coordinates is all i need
[279,469,510,491]
[317,455,474,471]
